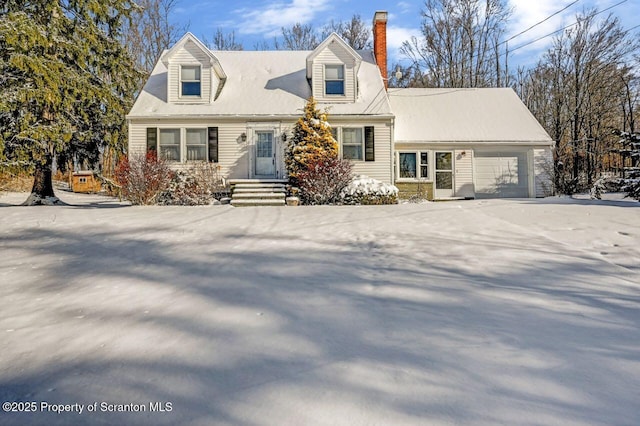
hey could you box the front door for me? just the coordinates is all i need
[435,151,454,199]
[255,131,275,177]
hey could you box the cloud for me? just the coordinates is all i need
[397,1,414,14]
[387,25,423,64]
[234,0,333,37]
[506,0,578,55]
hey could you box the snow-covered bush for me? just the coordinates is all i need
[297,156,353,205]
[340,176,398,205]
[115,152,171,205]
[158,163,226,206]
[589,176,606,200]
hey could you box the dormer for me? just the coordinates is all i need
[161,33,226,104]
[306,33,362,103]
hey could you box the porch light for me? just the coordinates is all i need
[281,133,287,142]
[241,132,247,141]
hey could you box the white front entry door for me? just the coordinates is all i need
[435,151,454,199]
[255,131,275,177]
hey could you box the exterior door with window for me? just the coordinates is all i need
[255,131,275,177]
[435,151,454,199]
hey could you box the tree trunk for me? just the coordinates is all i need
[22,155,62,205]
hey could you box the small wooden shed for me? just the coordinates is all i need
[71,171,101,193]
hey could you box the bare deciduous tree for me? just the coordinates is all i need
[205,28,243,50]
[515,10,640,193]
[275,23,319,50]
[322,14,371,50]
[272,15,371,51]
[401,0,512,88]
[123,0,187,80]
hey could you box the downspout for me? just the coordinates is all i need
[390,117,395,185]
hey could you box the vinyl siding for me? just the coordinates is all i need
[454,149,474,198]
[129,117,393,183]
[167,40,213,104]
[129,119,251,178]
[334,121,392,184]
[534,147,554,197]
[393,144,474,197]
[312,43,357,103]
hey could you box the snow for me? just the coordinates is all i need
[1,190,639,425]
[341,175,399,197]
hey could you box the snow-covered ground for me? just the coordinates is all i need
[1,190,639,425]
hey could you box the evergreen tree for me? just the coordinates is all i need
[285,97,338,185]
[0,0,140,205]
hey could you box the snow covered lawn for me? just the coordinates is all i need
[1,191,639,425]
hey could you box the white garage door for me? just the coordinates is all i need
[474,150,530,198]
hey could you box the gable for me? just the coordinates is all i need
[128,46,392,118]
[306,33,362,103]
[161,33,226,104]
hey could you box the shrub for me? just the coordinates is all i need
[285,97,338,186]
[297,156,353,205]
[341,176,399,205]
[0,169,34,192]
[158,163,227,206]
[114,152,171,205]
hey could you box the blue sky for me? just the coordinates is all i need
[172,0,640,68]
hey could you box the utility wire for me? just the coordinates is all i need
[500,0,582,46]
[507,0,628,55]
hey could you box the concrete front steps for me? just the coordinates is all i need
[229,179,288,207]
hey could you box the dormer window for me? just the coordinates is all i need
[181,65,201,97]
[325,64,345,95]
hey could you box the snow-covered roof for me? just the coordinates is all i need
[160,32,227,81]
[389,88,553,145]
[128,49,391,119]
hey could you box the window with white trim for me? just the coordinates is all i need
[186,129,207,161]
[181,65,201,97]
[159,129,181,161]
[398,151,429,179]
[151,128,214,163]
[325,64,345,95]
[342,127,363,160]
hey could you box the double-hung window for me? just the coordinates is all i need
[159,129,181,161]
[181,65,201,97]
[149,128,215,162]
[399,152,429,179]
[325,65,345,95]
[342,128,363,160]
[186,129,207,161]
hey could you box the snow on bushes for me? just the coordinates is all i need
[158,163,226,206]
[296,156,353,205]
[115,153,227,206]
[285,97,338,186]
[340,176,398,205]
[616,131,640,201]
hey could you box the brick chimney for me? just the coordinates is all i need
[373,11,388,89]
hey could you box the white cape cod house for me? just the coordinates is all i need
[127,11,553,201]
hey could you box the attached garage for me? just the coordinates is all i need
[389,88,555,200]
[474,150,530,198]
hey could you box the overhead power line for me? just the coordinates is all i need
[507,0,629,55]
[501,0,582,46]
